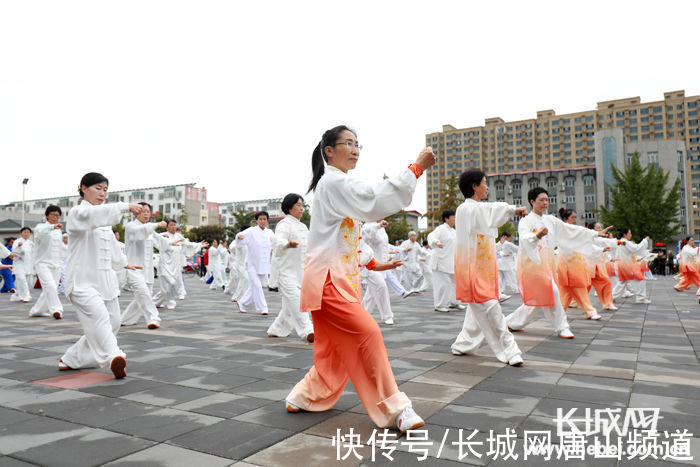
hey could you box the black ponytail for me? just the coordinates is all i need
[559,207,575,221]
[307,125,357,193]
[682,236,693,248]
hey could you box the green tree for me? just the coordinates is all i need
[385,211,411,244]
[300,202,311,228]
[232,208,255,233]
[598,151,681,244]
[425,172,463,225]
[498,220,516,239]
[188,225,227,243]
[112,216,126,242]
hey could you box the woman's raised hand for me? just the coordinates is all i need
[416,146,437,170]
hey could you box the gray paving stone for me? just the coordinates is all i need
[103,443,232,466]
[234,402,341,431]
[104,407,224,441]
[427,404,526,432]
[10,428,154,467]
[450,389,541,415]
[121,383,218,407]
[169,419,293,460]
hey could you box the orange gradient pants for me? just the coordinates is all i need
[588,268,613,308]
[286,274,411,428]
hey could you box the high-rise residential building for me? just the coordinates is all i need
[425,90,699,235]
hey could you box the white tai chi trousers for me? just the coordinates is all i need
[498,269,518,295]
[231,268,250,302]
[612,279,647,301]
[61,290,125,369]
[506,279,570,333]
[30,263,63,317]
[11,273,33,302]
[362,270,394,322]
[402,265,425,293]
[266,278,313,339]
[451,300,521,363]
[385,270,408,297]
[432,270,457,309]
[239,267,268,312]
[178,272,187,298]
[419,264,432,291]
[153,273,179,309]
[121,270,161,326]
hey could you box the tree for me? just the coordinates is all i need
[385,211,411,244]
[232,208,255,233]
[425,172,463,225]
[498,220,516,239]
[598,151,681,244]
[188,225,228,243]
[300,201,311,228]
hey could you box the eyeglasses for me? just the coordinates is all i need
[334,141,363,150]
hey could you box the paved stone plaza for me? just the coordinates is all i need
[0,274,698,466]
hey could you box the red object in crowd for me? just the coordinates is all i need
[203,249,209,266]
[34,278,42,289]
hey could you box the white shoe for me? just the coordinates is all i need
[587,313,602,320]
[569,302,578,308]
[402,290,415,299]
[450,304,466,310]
[384,318,394,325]
[396,407,425,433]
[177,296,186,300]
[499,294,511,303]
[434,307,449,312]
[604,305,618,311]
[261,310,269,315]
[451,348,466,355]
[558,328,575,339]
[508,354,524,366]
[622,292,634,298]
[635,298,651,304]
[286,400,301,413]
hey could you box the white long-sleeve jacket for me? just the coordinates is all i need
[12,238,34,275]
[33,222,64,267]
[427,222,456,274]
[239,226,274,275]
[64,200,130,300]
[274,214,308,286]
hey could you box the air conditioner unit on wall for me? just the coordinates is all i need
[561,182,566,192]
[508,187,512,194]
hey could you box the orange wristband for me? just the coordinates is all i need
[366,258,378,270]
[408,163,424,179]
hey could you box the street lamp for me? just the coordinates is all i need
[21,178,29,228]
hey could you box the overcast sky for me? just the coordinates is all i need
[1,0,698,214]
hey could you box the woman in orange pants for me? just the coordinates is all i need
[675,236,700,294]
[585,222,619,311]
[557,208,602,320]
[286,125,436,432]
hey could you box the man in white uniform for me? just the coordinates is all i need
[152,219,186,310]
[266,194,314,341]
[30,205,65,319]
[427,209,464,312]
[230,226,250,302]
[121,202,179,328]
[417,240,432,292]
[496,232,519,299]
[399,231,425,292]
[11,227,34,303]
[361,220,414,299]
[237,211,274,314]
[114,231,127,292]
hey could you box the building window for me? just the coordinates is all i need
[513,197,522,205]
[585,193,595,203]
[565,177,575,187]
[511,180,522,190]
[528,178,539,189]
[583,175,594,186]
[647,152,658,166]
[549,195,557,204]
[566,195,575,203]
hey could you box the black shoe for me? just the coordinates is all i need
[268,287,279,292]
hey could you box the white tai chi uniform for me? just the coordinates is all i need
[361,222,410,298]
[417,246,432,292]
[266,214,314,340]
[217,244,229,285]
[428,222,459,310]
[450,199,521,363]
[152,232,183,310]
[30,221,65,318]
[61,201,130,370]
[121,220,170,327]
[506,211,598,333]
[611,238,649,302]
[178,237,204,297]
[238,226,274,313]
[11,238,34,302]
[115,240,127,291]
[496,240,519,295]
[268,247,280,289]
[230,235,250,302]
[361,237,394,323]
[399,239,425,292]
[207,246,226,290]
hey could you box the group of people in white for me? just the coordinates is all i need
[0,126,668,433]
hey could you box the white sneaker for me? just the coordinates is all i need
[261,310,269,315]
[384,318,394,325]
[286,400,301,413]
[402,290,416,299]
[622,291,634,298]
[635,298,652,304]
[396,407,425,433]
[508,354,524,366]
[434,307,449,312]
[558,328,575,339]
[587,313,602,320]
[453,304,466,310]
[29,311,51,318]
[499,294,512,303]
[166,301,176,310]
[604,305,618,311]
